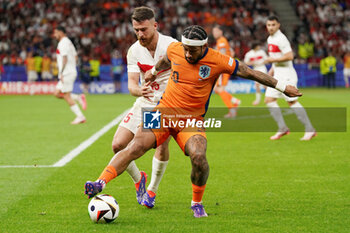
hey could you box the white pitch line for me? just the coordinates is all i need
[0,109,130,168]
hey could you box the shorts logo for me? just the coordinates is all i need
[143,110,161,129]
[199,65,211,79]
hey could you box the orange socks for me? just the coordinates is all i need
[219,91,234,108]
[192,184,206,203]
[98,165,117,184]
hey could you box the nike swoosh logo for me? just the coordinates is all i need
[173,62,180,65]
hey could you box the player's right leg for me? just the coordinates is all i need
[85,128,157,198]
[265,94,289,140]
[112,125,146,204]
[56,76,86,124]
[142,137,171,208]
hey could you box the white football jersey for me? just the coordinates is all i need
[244,49,267,73]
[56,37,77,76]
[267,30,293,68]
[127,33,177,104]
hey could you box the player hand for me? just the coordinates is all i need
[144,70,156,83]
[141,81,154,101]
[60,74,64,83]
[284,85,302,97]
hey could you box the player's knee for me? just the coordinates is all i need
[112,140,127,154]
[191,151,208,171]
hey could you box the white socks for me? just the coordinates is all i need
[255,93,261,103]
[126,160,142,184]
[290,102,314,132]
[70,104,84,117]
[71,93,80,101]
[267,101,288,131]
[147,157,168,193]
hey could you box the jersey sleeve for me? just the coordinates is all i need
[166,42,178,62]
[279,36,292,54]
[126,47,140,73]
[58,39,69,56]
[218,52,239,76]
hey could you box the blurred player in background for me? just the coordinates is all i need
[53,26,87,125]
[264,16,316,140]
[85,25,302,218]
[41,53,53,81]
[212,25,241,118]
[111,49,124,93]
[244,41,268,105]
[344,51,350,88]
[25,51,37,82]
[87,7,177,209]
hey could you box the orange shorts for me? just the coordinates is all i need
[216,73,230,86]
[151,117,207,154]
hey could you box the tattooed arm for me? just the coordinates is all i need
[144,55,171,83]
[236,61,302,97]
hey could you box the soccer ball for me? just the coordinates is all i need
[88,194,119,223]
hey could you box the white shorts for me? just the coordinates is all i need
[27,71,38,82]
[343,68,350,77]
[56,73,77,93]
[265,67,298,102]
[119,98,156,134]
[42,71,53,80]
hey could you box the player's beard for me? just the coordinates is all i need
[139,32,155,47]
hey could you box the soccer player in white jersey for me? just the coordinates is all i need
[53,26,87,125]
[85,7,177,208]
[244,41,268,105]
[264,16,316,140]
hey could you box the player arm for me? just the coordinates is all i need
[144,55,171,83]
[236,61,302,97]
[265,51,293,64]
[128,72,142,97]
[60,55,68,75]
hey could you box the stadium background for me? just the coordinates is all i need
[1,1,350,233]
[0,0,349,94]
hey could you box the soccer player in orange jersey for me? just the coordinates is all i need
[85,25,301,218]
[212,25,241,118]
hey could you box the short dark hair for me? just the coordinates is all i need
[251,41,261,49]
[131,6,155,22]
[267,15,279,22]
[213,24,224,32]
[56,26,66,33]
[182,25,207,40]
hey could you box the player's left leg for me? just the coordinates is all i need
[184,134,209,218]
[287,100,316,141]
[85,128,158,198]
[214,74,241,118]
[142,137,171,208]
[253,82,261,106]
[62,92,86,124]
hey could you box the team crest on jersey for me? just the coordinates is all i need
[198,65,211,79]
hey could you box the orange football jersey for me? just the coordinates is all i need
[216,36,231,57]
[157,42,238,117]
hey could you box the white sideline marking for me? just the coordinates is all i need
[0,109,130,168]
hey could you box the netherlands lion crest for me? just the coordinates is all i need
[198,65,211,79]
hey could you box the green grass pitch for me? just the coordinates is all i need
[0,88,349,233]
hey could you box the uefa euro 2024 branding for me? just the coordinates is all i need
[143,110,222,130]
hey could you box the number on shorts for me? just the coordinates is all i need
[123,112,133,123]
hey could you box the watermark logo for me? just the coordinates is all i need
[143,110,161,129]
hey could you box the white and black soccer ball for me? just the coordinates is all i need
[88,194,119,223]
